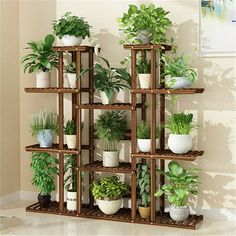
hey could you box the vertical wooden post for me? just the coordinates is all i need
[141,50,146,122]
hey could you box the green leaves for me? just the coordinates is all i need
[136,57,151,74]
[65,62,76,73]
[137,121,160,139]
[64,120,76,135]
[168,161,183,176]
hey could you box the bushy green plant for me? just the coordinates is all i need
[155,161,200,207]
[137,121,160,139]
[166,113,196,135]
[137,163,150,207]
[30,109,58,137]
[95,111,128,151]
[136,58,151,74]
[53,12,91,39]
[31,152,58,196]
[118,4,172,44]
[65,62,76,73]
[21,34,58,73]
[91,176,129,200]
[64,120,76,135]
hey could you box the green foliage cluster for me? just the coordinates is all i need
[21,34,58,73]
[118,4,172,44]
[30,109,59,137]
[64,120,76,135]
[95,111,128,151]
[65,62,76,73]
[137,163,150,207]
[31,152,58,196]
[91,176,129,200]
[166,113,196,135]
[53,12,91,39]
[136,58,151,74]
[137,121,160,139]
[155,161,200,207]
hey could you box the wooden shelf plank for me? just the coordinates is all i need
[77,103,142,110]
[123,44,172,51]
[25,88,90,93]
[131,88,204,94]
[52,46,96,52]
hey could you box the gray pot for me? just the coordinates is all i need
[166,77,192,89]
[169,205,190,221]
[37,129,53,148]
[137,30,151,44]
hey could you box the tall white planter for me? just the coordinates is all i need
[168,134,192,154]
[137,139,159,153]
[36,71,50,88]
[96,199,122,215]
[66,191,77,211]
[66,73,77,88]
[166,77,191,89]
[138,74,151,89]
[66,135,76,149]
[102,151,119,167]
[100,91,116,105]
[169,205,190,221]
[61,35,82,46]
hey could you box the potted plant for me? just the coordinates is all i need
[91,176,129,215]
[53,12,91,46]
[136,57,151,89]
[166,113,196,154]
[31,152,58,208]
[30,109,58,148]
[155,161,200,221]
[65,62,77,88]
[137,121,160,153]
[118,4,172,44]
[137,163,151,219]
[64,120,76,149]
[21,34,58,88]
[95,111,128,167]
[162,54,197,89]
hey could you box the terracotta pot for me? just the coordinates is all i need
[139,206,151,219]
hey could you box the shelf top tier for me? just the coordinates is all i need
[52,45,96,52]
[123,44,172,51]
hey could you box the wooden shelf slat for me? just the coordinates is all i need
[123,44,172,51]
[52,46,96,52]
[77,103,142,110]
[131,88,204,94]
[25,87,90,93]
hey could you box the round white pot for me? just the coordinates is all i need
[66,191,77,211]
[138,74,151,89]
[168,134,192,154]
[61,35,83,46]
[66,73,77,88]
[166,77,192,89]
[102,151,119,167]
[66,135,76,149]
[137,139,159,153]
[100,91,116,105]
[169,205,190,221]
[96,199,122,215]
[36,71,50,88]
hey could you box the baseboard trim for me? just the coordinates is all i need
[0,191,20,207]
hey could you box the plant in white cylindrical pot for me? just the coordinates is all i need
[64,120,76,149]
[166,113,196,154]
[21,34,58,88]
[95,111,128,167]
[65,62,77,88]
[137,121,160,153]
[91,176,129,215]
[155,161,200,221]
[136,58,151,89]
[53,12,91,46]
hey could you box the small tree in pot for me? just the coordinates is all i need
[136,58,151,89]
[30,152,58,208]
[64,120,76,149]
[91,176,129,215]
[95,111,128,167]
[155,161,200,221]
[65,62,77,88]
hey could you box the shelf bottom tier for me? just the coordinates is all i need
[26,202,203,230]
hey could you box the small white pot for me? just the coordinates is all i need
[169,205,190,221]
[96,199,122,215]
[61,35,83,46]
[137,30,151,44]
[66,135,76,149]
[168,134,192,154]
[137,139,159,153]
[66,191,77,211]
[166,77,192,89]
[36,71,50,88]
[100,91,116,105]
[102,151,119,167]
[66,73,77,88]
[138,74,151,89]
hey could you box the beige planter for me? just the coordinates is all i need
[139,206,151,219]
[66,73,77,88]
[36,71,50,88]
[138,74,151,89]
[102,151,119,167]
[66,135,76,149]
[100,91,116,105]
[96,199,122,215]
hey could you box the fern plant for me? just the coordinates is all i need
[137,121,160,139]
[136,58,151,74]
[64,120,76,135]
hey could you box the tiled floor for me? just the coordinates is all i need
[0,201,236,236]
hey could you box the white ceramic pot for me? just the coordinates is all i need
[96,199,122,215]
[137,30,151,44]
[66,73,77,88]
[66,135,76,149]
[36,71,50,88]
[168,134,192,154]
[169,205,190,221]
[102,151,119,167]
[100,91,116,105]
[61,35,83,46]
[66,191,77,211]
[137,139,159,153]
[166,77,191,89]
[138,74,151,89]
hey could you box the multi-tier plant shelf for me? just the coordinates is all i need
[25,44,204,230]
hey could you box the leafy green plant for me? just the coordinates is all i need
[91,176,129,200]
[30,109,58,137]
[21,34,58,73]
[53,12,91,39]
[137,163,150,207]
[136,58,151,74]
[118,4,172,44]
[155,161,200,207]
[65,62,76,73]
[137,121,160,139]
[31,152,58,196]
[95,111,128,151]
[64,120,76,135]
[165,113,196,135]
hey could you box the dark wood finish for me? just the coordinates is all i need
[52,46,96,52]
[124,44,172,51]
[77,103,142,110]
[24,87,90,93]
[131,88,204,94]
